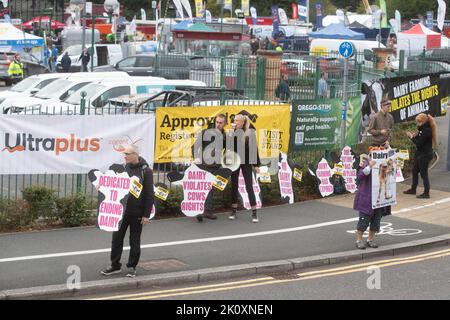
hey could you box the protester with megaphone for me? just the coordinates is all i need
[192,114,228,222]
[227,114,261,223]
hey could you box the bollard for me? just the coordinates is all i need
[76,91,87,193]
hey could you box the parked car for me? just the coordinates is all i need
[4,72,130,114]
[93,54,215,82]
[405,60,450,74]
[115,88,248,113]
[57,78,206,114]
[424,48,450,64]
[0,51,49,86]
[0,74,71,113]
[281,59,315,78]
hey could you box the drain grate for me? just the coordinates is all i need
[266,272,301,280]
[138,258,188,271]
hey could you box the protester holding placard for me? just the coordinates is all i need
[353,151,389,250]
[368,97,394,147]
[101,144,154,278]
[228,114,261,223]
[404,113,438,199]
[192,114,228,222]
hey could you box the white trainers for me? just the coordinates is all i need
[228,213,236,220]
[252,214,259,223]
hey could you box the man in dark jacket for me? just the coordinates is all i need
[275,74,291,101]
[78,48,90,72]
[101,144,154,278]
[192,114,227,222]
[61,52,71,73]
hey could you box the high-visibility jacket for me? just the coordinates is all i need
[7,60,24,78]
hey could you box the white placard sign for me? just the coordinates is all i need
[278,153,294,204]
[371,150,397,209]
[316,158,333,197]
[340,146,358,193]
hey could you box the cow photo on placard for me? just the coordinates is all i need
[370,149,397,209]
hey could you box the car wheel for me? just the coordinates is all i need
[5,79,12,86]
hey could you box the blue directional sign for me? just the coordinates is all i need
[339,41,355,58]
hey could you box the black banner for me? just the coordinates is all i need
[361,73,448,135]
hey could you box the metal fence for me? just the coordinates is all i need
[8,49,440,202]
[124,52,367,102]
[0,98,348,203]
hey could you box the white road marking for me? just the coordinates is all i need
[1,196,449,264]
[391,197,450,214]
[0,217,359,263]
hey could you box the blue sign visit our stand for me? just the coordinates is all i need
[339,41,355,58]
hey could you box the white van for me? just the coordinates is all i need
[310,39,385,66]
[5,72,130,114]
[0,74,72,110]
[59,79,207,114]
[56,44,123,72]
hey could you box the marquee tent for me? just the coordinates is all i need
[22,16,65,30]
[397,23,441,54]
[0,22,44,61]
[308,22,365,40]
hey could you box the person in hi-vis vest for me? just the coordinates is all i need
[7,53,24,85]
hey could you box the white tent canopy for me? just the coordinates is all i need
[397,23,441,55]
[0,22,44,43]
[323,14,372,28]
[0,23,44,62]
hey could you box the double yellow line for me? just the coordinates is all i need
[91,248,450,300]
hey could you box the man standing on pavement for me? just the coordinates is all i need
[192,114,228,222]
[78,48,90,72]
[101,144,154,278]
[275,74,291,102]
[61,52,72,73]
[368,97,394,147]
[7,53,24,85]
[318,73,328,99]
[50,45,59,72]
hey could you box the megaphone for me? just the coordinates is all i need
[221,150,241,172]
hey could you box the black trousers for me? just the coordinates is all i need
[412,153,433,194]
[231,164,257,207]
[110,214,143,269]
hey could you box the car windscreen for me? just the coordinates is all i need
[65,83,106,105]
[66,45,83,56]
[35,80,73,99]
[10,77,40,92]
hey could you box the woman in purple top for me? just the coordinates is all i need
[353,153,389,249]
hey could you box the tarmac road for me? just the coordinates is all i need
[81,247,450,300]
[1,199,449,291]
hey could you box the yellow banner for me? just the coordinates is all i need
[224,0,232,11]
[241,0,250,16]
[194,0,204,18]
[155,105,291,163]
